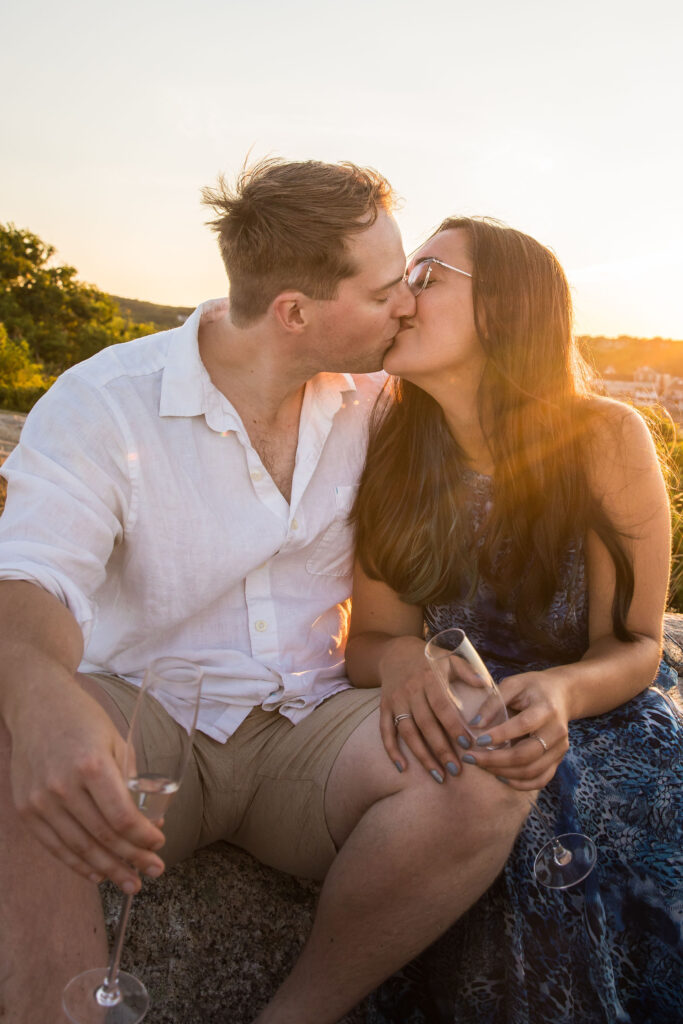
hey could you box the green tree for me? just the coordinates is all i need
[668,438,683,613]
[637,405,682,613]
[0,224,156,375]
[0,322,54,412]
[0,323,51,387]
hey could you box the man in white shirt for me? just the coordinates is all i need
[0,158,528,1023]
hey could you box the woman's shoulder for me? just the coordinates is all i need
[582,394,652,433]
[581,395,658,455]
[579,395,664,500]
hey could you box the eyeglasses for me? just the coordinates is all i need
[404,257,472,297]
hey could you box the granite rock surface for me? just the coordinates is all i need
[101,843,367,1024]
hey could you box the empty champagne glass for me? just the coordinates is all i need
[425,628,596,889]
[62,657,203,1023]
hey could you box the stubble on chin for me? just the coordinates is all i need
[335,345,392,376]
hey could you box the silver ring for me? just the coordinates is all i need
[393,713,414,727]
[531,733,548,753]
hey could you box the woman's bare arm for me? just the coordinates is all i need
[346,564,467,779]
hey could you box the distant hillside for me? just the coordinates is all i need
[110,296,194,332]
[580,335,683,379]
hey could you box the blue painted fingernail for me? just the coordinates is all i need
[457,735,471,749]
[446,761,460,777]
[469,713,482,726]
[394,760,404,773]
[496,776,510,786]
[430,769,444,784]
[476,734,492,747]
[462,753,477,765]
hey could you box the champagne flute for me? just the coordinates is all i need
[425,628,596,889]
[62,657,203,1023]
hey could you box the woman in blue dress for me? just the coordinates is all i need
[346,217,683,1023]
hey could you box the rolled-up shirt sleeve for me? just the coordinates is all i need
[0,371,133,639]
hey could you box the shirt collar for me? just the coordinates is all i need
[159,299,358,431]
[159,298,227,420]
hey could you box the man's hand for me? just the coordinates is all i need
[9,679,166,893]
[0,581,166,891]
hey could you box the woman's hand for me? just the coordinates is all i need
[463,668,572,790]
[377,636,470,782]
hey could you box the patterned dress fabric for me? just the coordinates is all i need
[366,471,683,1024]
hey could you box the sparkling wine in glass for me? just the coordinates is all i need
[425,627,596,889]
[62,657,203,1023]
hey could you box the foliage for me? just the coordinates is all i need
[0,224,157,393]
[667,438,683,613]
[0,321,55,411]
[636,405,683,613]
[0,322,51,387]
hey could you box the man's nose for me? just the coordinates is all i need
[394,280,416,318]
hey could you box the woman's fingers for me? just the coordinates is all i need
[497,762,559,791]
[380,692,462,781]
[380,703,408,771]
[473,732,567,782]
[473,688,507,729]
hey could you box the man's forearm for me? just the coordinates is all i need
[0,580,84,729]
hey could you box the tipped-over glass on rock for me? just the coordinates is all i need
[424,627,596,889]
[62,657,203,1023]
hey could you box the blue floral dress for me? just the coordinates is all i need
[366,471,683,1024]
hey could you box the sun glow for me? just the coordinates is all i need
[1,0,681,339]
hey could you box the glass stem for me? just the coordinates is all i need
[528,798,568,852]
[527,797,574,867]
[97,890,135,1004]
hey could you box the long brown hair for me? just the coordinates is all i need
[353,217,636,646]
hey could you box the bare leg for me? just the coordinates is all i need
[0,676,128,1024]
[255,710,529,1024]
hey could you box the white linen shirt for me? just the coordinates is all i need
[0,300,384,741]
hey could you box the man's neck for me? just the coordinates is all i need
[199,306,313,419]
[198,306,313,503]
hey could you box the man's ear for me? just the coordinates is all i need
[271,292,310,333]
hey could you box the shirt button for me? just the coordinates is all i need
[291,518,299,530]
[250,469,262,481]
[254,619,267,632]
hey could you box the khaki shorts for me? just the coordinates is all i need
[90,674,380,881]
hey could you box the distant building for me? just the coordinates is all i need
[598,379,641,402]
[634,366,658,382]
[594,368,683,427]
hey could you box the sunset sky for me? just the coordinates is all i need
[2,0,682,338]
